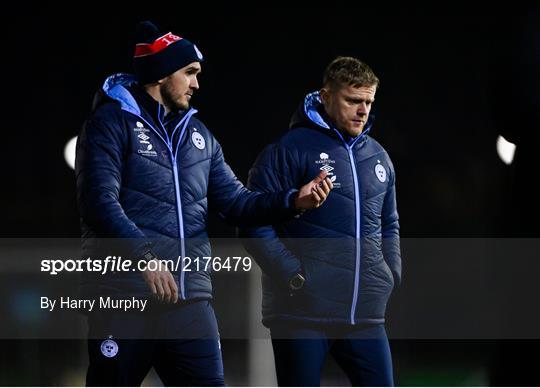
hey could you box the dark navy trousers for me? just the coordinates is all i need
[86,300,224,386]
[270,323,394,387]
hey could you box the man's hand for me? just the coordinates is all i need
[295,171,334,210]
[141,259,178,303]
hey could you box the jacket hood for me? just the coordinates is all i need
[92,73,141,115]
[91,73,197,123]
[289,91,374,145]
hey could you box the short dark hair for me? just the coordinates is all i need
[323,56,379,90]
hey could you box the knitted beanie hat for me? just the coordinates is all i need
[133,21,203,84]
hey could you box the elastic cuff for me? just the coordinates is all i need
[280,261,303,288]
[132,240,154,259]
[284,188,300,212]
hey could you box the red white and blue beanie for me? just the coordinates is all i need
[133,21,204,85]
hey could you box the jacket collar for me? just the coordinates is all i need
[99,73,190,132]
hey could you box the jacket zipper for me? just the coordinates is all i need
[170,156,186,298]
[331,128,363,325]
[169,115,193,300]
[347,145,361,324]
[131,108,195,300]
[158,106,194,300]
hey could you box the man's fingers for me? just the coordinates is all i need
[314,185,327,203]
[162,279,172,303]
[326,177,334,190]
[312,170,328,185]
[320,179,331,196]
[148,279,157,297]
[311,188,322,205]
[155,279,165,302]
[144,271,178,303]
[168,274,179,303]
[172,287,179,304]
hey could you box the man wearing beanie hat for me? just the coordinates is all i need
[76,21,333,386]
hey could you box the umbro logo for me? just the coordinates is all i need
[320,165,334,173]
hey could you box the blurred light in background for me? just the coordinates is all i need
[64,136,77,170]
[496,135,516,165]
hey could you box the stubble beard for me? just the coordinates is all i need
[161,84,189,112]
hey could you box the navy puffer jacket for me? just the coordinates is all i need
[242,91,401,326]
[76,73,297,301]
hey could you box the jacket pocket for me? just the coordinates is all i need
[365,260,394,290]
[380,259,395,289]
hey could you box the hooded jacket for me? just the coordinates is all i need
[76,73,298,301]
[242,91,401,326]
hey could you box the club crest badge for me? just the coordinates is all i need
[375,162,387,183]
[191,130,206,150]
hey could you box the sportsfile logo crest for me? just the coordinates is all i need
[315,152,340,188]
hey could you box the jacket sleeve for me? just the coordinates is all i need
[381,157,402,287]
[207,138,299,227]
[239,144,303,287]
[75,114,151,256]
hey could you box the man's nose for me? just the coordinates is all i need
[357,102,368,115]
[191,76,199,90]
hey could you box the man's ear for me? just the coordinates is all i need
[320,88,329,104]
